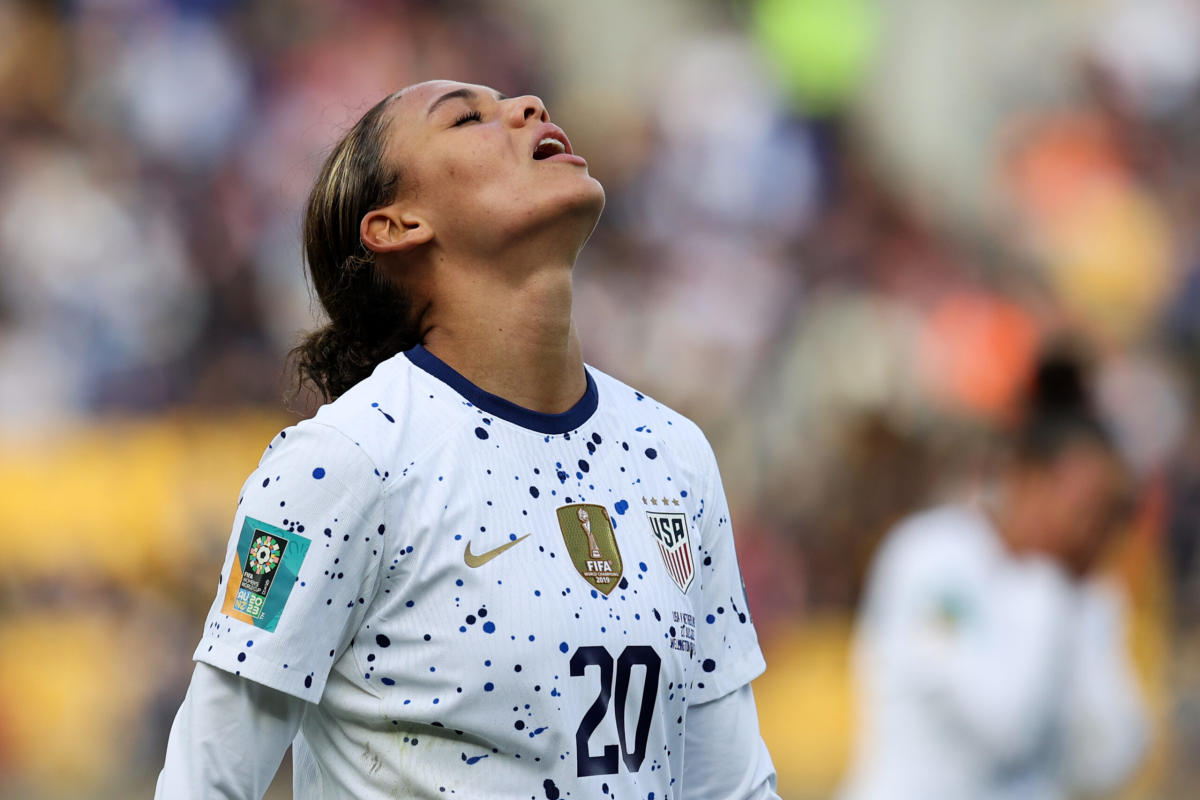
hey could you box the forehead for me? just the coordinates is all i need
[392,80,503,116]
[382,80,504,152]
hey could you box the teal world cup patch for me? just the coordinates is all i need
[225,517,310,632]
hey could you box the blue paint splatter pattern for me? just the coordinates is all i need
[193,347,766,798]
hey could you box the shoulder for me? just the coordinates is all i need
[254,416,384,507]
[281,353,460,480]
[853,505,1000,630]
[871,504,997,588]
[890,504,993,547]
[587,365,715,464]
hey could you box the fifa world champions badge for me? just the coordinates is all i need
[645,497,694,593]
[221,517,310,632]
[556,503,623,595]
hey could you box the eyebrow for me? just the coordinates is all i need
[426,88,509,116]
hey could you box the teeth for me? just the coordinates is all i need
[537,137,566,154]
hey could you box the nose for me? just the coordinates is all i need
[504,94,549,126]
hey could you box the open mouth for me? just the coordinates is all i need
[530,124,585,166]
[533,136,568,160]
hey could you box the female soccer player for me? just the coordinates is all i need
[839,354,1148,800]
[156,81,779,799]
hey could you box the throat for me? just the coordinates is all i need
[420,269,586,415]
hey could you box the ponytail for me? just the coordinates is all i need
[290,93,419,403]
[1015,345,1113,465]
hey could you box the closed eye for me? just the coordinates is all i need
[453,110,482,127]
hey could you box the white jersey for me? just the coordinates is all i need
[193,345,766,799]
[839,505,1147,800]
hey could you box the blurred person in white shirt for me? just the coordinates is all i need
[840,351,1149,800]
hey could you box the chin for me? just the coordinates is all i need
[532,177,606,249]
[467,175,606,254]
[567,184,606,251]
[574,177,606,227]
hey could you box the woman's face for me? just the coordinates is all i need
[381,80,606,257]
[1020,442,1129,575]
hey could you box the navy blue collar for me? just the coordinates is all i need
[404,345,598,435]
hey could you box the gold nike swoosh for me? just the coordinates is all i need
[463,534,531,568]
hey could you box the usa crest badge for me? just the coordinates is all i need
[220,516,310,632]
[646,502,694,593]
[556,503,623,595]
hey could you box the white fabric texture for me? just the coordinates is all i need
[682,683,780,800]
[161,346,768,798]
[156,662,303,799]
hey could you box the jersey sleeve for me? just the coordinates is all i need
[688,434,767,705]
[193,420,388,702]
[156,662,304,798]
[682,684,780,799]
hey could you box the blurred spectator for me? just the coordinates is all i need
[839,351,1149,800]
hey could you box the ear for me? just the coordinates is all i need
[360,203,433,254]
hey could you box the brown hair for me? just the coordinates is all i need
[290,93,419,403]
[1015,348,1114,465]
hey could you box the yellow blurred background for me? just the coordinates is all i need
[0,415,1176,797]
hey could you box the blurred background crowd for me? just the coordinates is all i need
[0,0,1197,797]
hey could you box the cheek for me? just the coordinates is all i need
[436,151,518,209]
[410,129,506,188]
[443,147,488,178]
[1061,473,1116,536]
[447,130,511,177]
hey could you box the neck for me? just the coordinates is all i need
[992,502,1032,559]
[416,251,586,415]
[990,484,1049,564]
